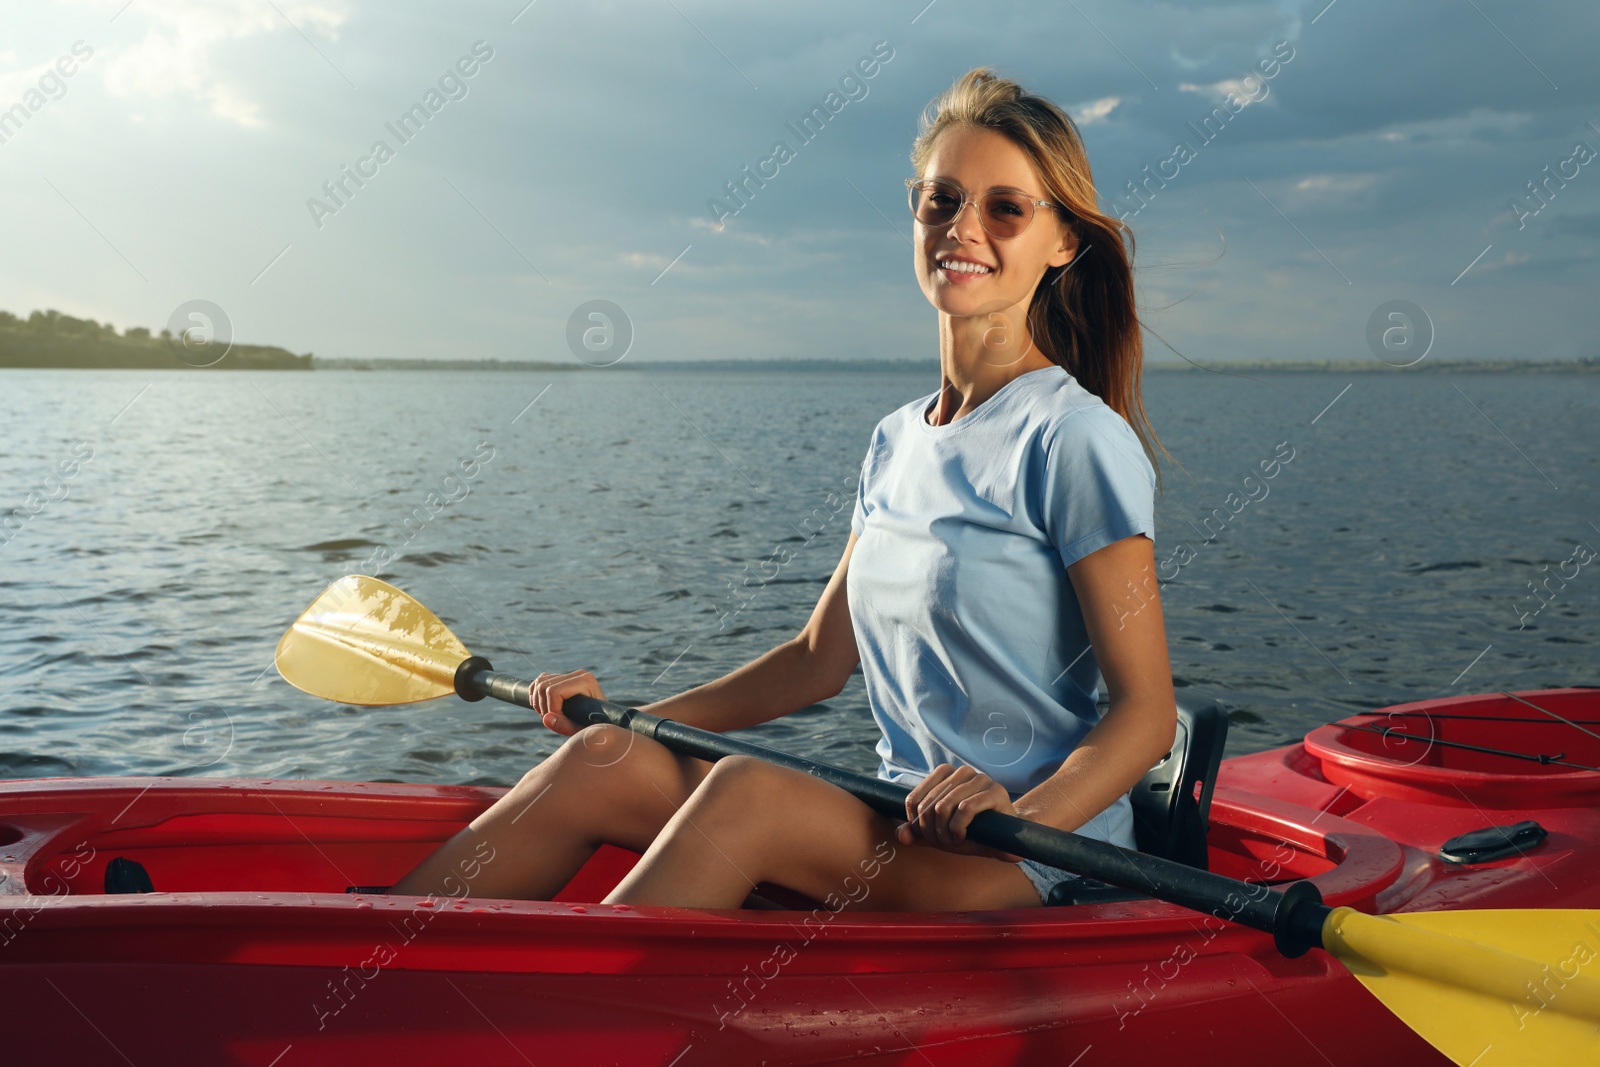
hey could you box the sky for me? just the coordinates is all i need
[0,0,1597,365]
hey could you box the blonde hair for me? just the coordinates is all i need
[910,67,1172,488]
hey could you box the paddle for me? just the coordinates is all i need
[275,574,1600,1065]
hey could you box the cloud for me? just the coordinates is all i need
[1291,173,1379,202]
[1070,96,1122,125]
[1168,46,1220,72]
[206,81,263,127]
[83,0,346,127]
[1178,77,1273,109]
[1368,107,1535,146]
[0,54,69,105]
[618,250,672,270]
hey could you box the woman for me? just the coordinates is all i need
[392,67,1177,911]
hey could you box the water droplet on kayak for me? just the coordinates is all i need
[355,901,371,910]
[416,899,434,908]
[570,905,587,913]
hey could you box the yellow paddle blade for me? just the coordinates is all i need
[274,575,471,705]
[1323,906,1600,1066]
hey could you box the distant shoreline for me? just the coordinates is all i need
[1,310,310,371]
[309,356,1600,374]
[3,308,1593,374]
[7,354,1596,373]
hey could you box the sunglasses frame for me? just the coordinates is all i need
[905,177,1063,240]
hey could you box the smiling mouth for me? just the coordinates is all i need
[936,259,993,277]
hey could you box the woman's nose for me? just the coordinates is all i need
[945,198,986,242]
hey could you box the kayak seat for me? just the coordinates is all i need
[105,857,155,894]
[1131,696,1229,870]
[1047,696,1229,907]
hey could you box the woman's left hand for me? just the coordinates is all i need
[897,764,1023,861]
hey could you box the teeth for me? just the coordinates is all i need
[939,260,991,274]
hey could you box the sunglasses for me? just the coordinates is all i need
[905,177,1064,240]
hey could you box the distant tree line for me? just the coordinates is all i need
[0,309,312,370]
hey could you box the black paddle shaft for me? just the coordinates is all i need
[455,660,1331,958]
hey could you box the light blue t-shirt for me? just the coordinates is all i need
[846,365,1155,849]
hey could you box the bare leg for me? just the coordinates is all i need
[390,724,714,899]
[604,756,1043,912]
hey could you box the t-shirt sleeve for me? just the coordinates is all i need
[850,424,884,537]
[850,485,866,537]
[1040,408,1156,569]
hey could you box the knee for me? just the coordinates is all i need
[691,755,780,814]
[566,723,634,760]
[561,723,637,769]
[702,754,767,785]
[514,724,636,789]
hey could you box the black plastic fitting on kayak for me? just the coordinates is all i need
[1439,820,1547,865]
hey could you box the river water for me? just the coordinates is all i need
[0,366,1595,785]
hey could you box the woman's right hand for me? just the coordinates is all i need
[529,669,605,736]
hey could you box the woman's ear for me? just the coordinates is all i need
[1051,221,1081,269]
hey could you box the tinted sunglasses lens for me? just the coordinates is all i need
[911,182,1035,237]
[912,182,961,225]
[982,193,1033,238]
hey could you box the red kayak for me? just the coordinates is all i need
[3,686,1597,1065]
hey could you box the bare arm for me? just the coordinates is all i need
[900,532,1177,856]
[1013,533,1177,832]
[533,533,863,734]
